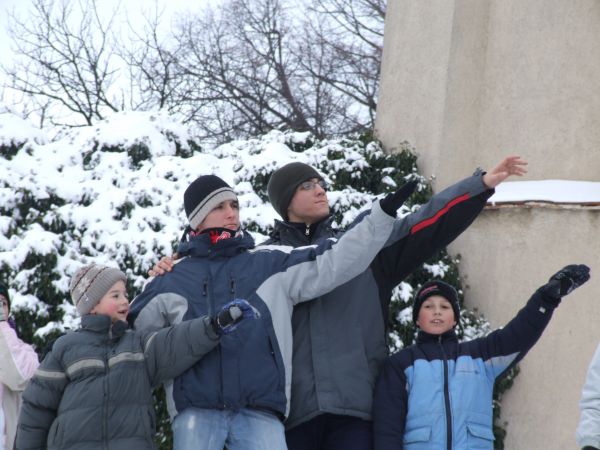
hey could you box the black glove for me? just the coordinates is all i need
[541,264,590,300]
[379,179,418,217]
[582,446,600,450]
[211,299,260,335]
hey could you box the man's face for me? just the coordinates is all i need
[197,200,240,232]
[287,178,330,224]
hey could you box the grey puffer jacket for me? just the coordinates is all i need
[263,172,494,429]
[16,314,219,450]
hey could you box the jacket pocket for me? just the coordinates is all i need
[404,425,432,449]
[466,422,495,450]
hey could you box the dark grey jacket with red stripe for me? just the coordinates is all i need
[263,170,494,430]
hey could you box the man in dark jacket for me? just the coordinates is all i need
[263,156,527,450]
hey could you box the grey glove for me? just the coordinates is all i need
[211,299,260,335]
[541,264,590,300]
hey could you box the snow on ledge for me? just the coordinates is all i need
[488,180,600,206]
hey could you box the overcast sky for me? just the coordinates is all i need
[0,0,216,114]
[0,0,212,76]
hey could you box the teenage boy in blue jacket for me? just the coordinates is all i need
[373,264,590,450]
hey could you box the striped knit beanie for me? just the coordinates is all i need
[184,175,238,230]
[69,264,127,316]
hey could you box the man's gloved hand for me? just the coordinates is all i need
[541,264,590,300]
[379,179,418,217]
[211,299,261,335]
[582,446,600,450]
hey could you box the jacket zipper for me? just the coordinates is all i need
[103,337,110,450]
[305,224,310,236]
[439,335,452,450]
[205,277,226,409]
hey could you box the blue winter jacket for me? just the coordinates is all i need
[129,202,395,420]
[373,286,561,450]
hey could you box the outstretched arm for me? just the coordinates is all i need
[577,343,600,450]
[259,199,397,305]
[374,156,528,288]
[473,265,590,380]
[145,300,260,385]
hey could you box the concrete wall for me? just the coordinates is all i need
[375,1,600,448]
[449,206,600,449]
[376,0,600,188]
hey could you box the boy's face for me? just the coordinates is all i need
[287,178,330,224]
[416,295,457,335]
[197,199,240,232]
[90,280,130,323]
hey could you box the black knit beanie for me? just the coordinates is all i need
[267,162,323,220]
[0,284,10,311]
[413,280,460,325]
[184,175,238,230]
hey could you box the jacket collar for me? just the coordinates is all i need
[416,328,458,344]
[177,228,255,258]
[81,315,128,339]
[269,216,335,244]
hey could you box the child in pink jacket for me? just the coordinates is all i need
[0,283,39,450]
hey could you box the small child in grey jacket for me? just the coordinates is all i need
[16,263,258,450]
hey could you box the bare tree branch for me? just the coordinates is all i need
[1,0,123,125]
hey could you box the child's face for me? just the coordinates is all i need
[0,295,8,320]
[90,280,130,323]
[416,295,456,335]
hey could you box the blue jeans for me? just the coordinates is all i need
[172,407,288,450]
